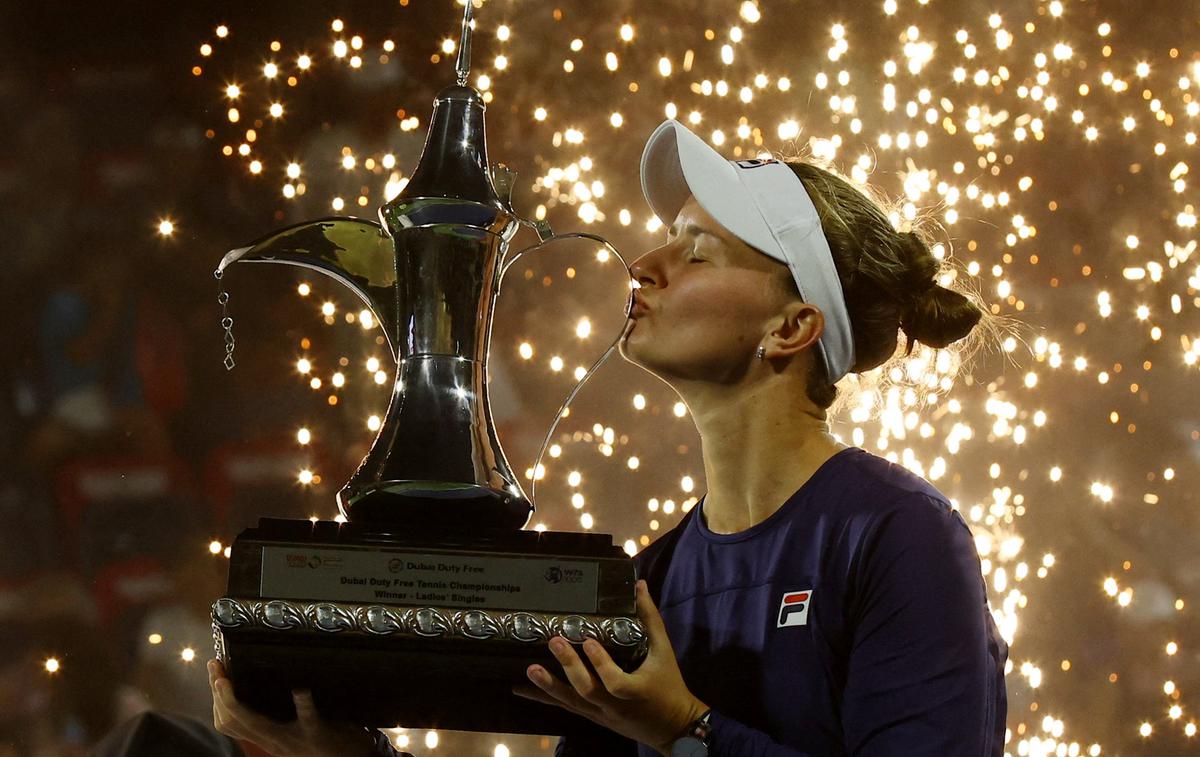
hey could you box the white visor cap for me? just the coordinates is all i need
[639,118,855,385]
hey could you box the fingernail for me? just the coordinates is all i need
[549,637,565,651]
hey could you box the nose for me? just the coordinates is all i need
[628,248,663,292]
[626,251,660,318]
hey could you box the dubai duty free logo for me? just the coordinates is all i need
[777,589,813,628]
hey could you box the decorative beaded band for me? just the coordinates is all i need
[212,596,647,652]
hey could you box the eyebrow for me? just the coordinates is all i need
[666,220,718,241]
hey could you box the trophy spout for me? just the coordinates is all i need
[219,218,400,361]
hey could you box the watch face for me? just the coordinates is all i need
[670,736,708,757]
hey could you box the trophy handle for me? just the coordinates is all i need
[217,218,400,361]
[496,232,636,517]
[491,162,555,244]
[498,231,627,285]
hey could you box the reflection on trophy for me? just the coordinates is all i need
[209,3,647,735]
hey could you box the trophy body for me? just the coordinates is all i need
[210,6,647,735]
[340,191,528,529]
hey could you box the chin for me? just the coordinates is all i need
[617,333,637,364]
[617,321,647,364]
[618,326,675,381]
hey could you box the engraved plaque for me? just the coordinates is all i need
[260,546,599,612]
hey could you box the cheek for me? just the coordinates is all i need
[659,277,761,349]
[674,276,756,323]
[622,278,765,380]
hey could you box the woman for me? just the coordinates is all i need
[208,119,1009,756]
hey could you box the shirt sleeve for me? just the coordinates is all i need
[705,708,820,756]
[840,493,1006,756]
[554,712,824,757]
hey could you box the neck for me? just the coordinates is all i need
[682,374,848,535]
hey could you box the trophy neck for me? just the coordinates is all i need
[380,196,517,238]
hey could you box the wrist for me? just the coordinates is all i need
[657,697,711,756]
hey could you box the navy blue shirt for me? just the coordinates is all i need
[367,446,1008,755]
[557,445,1008,756]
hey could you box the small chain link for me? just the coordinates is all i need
[214,268,236,370]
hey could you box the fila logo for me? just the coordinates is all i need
[734,158,780,169]
[777,589,813,628]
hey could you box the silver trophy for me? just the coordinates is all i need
[209,2,647,734]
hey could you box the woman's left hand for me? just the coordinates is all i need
[512,579,708,756]
[209,660,379,757]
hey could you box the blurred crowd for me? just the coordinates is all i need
[0,84,338,752]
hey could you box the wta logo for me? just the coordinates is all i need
[777,589,813,628]
[734,158,780,170]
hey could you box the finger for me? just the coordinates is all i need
[208,659,230,693]
[213,695,248,741]
[581,638,632,698]
[210,665,236,735]
[212,699,228,736]
[292,689,318,726]
[548,637,607,704]
[527,662,598,717]
[511,683,566,709]
[214,677,286,743]
[634,580,670,650]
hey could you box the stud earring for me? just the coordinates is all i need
[756,346,766,360]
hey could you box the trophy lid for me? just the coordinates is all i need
[392,1,504,211]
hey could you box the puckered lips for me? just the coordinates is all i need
[627,289,651,318]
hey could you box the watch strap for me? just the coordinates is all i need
[684,708,713,745]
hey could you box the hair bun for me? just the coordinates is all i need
[898,255,983,355]
[902,279,984,355]
[897,231,938,308]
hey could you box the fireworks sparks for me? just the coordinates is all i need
[185,2,1200,752]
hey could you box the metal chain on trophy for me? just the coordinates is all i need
[213,268,236,370]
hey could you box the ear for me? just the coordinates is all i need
[764,302,824,360]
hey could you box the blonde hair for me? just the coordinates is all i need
[772,159,1006,413]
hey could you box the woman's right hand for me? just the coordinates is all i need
[208,659,380,757]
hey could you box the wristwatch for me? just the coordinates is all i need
[670,708,712,757]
